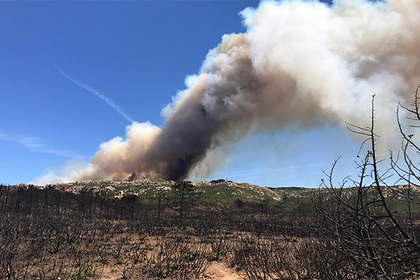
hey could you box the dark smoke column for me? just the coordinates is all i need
[132,34,266,181]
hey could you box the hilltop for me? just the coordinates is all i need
[8,179,417,213]
[20,179,315,209]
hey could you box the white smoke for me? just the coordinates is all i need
[40,0,420,183]
[75,122,161,181]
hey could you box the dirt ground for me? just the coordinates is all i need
[81,261,242,280]
[202,262,242,280]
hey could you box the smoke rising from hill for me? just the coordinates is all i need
[63,0,420,183]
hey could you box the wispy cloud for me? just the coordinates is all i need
[228,159,353,180]
[229,163,321,178]
[56,66,134,123]
[31,158,88,185]
[0,133,76,158]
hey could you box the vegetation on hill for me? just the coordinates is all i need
[24,179,418,214]
[33,179,302,207]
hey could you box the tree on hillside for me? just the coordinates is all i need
[317,90,420,279]
[171,181,199,229]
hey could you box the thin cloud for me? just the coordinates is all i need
[56,67,134,123]
[31,158,88,185]
[0,133,76,158]
[229,159,351,178]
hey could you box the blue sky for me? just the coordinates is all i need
[0,0,363,187]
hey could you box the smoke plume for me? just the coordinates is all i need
[70,0,420,182]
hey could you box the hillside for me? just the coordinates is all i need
[2,180,420,279]
[30,179,315,209]
[7,179,417,213]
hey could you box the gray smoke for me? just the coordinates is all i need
[44,0,420,183]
